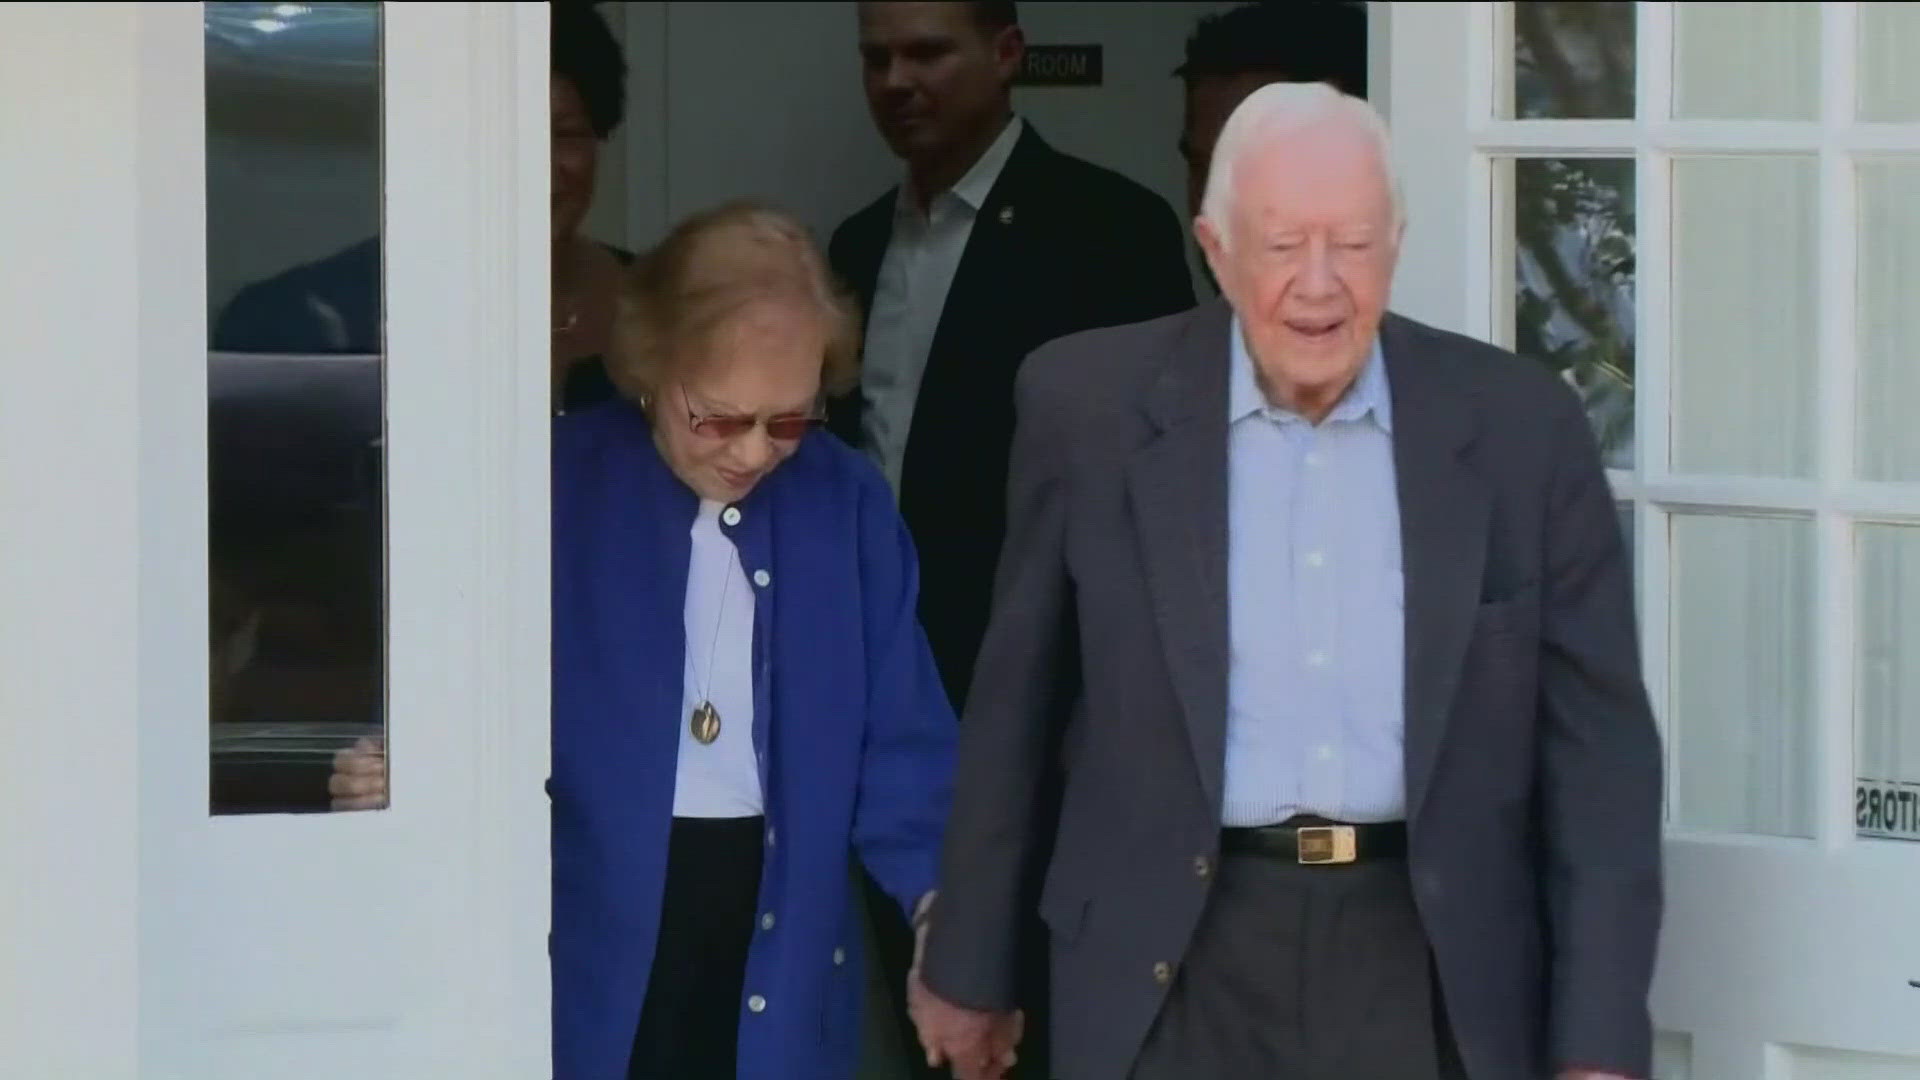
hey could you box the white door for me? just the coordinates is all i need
[1,3,550,1077]
[1385,3,1920,1076]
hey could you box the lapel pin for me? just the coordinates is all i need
[998,205,1015,225]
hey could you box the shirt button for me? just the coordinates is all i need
[747,994,767,1013]
[1317,745,1335,761]
[1307,650,1328,667]
[761,912,776,930]
[833,947,847,966]
[1151,961,1172,985]
[722,506,742,527]
[1192,855,1212,879]
[1305,551,1325,568]
[752,569,772,588]
[1305,452,1326,468]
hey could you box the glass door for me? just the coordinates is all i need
[1388,3,1920,1075]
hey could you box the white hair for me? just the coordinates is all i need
[1199,81,1405,246]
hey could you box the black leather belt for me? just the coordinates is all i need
[1221,820,1408,865]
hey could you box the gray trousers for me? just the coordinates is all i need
[1130,850,1465,1080]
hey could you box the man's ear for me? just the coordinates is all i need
[993,25,1026,85]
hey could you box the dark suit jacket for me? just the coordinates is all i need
[923,302,1665,1080]
[827,123,1194,710]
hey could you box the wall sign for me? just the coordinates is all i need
[1016,44,1103,87]
[1855,778,1920,841]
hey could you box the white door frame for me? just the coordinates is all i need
[1386,3,1920,1077]
[0,4,552,1076]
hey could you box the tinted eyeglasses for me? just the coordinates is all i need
[680,385,825,442]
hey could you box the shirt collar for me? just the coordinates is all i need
[1229,316,1393,432]
[897,115,1025,218]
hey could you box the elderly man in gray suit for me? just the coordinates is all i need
[907,83,1664,1080]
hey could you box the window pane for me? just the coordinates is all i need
[1671,156,1818,478]
[1674,2,1818,120]
[1503,157,1636,469]
[1857,526,1920,843]
[1670,514,1814,838]
[1858,162,1920,482]
[1859,1,1920,121]
[206,2,385,814]
[1509,1,1636,119]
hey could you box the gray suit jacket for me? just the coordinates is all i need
[922,301,1664,1080]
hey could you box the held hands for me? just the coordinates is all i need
[906,899,1023,1080]
[329,736,388,811]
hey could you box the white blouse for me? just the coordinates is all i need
[671,500,763,817]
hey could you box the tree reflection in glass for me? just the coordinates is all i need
[1514,158,1636,470]
[1512,1,1636,120]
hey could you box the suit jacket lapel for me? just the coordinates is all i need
[1381,314,1490,822]
[1126,302,1233,817]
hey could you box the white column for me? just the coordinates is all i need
[0,3,156,1077]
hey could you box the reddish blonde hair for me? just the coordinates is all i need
[609,200,861,401]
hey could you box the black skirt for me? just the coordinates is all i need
[628,815,766,1080]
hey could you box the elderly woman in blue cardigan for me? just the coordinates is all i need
[549,201,956,1079]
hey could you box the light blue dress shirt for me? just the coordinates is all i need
[1221,320,1406,827]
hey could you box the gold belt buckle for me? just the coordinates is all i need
[1296,825,1358,865]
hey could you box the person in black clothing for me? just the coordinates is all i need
[1176,1,1368,223]
[827,3,1194,1077]
[212,2,632,418]
[547,0,632,414]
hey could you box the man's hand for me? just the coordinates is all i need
[906,898,1022,1079]
[329,736,387,811]
[906,966,1021,1079]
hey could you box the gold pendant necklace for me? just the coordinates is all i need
[688,522,736,746]
[690,700,721,745]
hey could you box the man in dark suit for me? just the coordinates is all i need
[829,0,1194,715]
[914,83,1662,1080]
[830,5,1193,1075]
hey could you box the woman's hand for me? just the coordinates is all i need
[329,736,388,811]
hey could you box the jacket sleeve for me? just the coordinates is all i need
[918,350,1078,1012]
[1536,385,1665,1077]
[850,474,960,918]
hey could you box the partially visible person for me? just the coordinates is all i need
[831,5,1194,1072]
[340,202,962,1077]
[916,83,1662,1080]
[214,1,631,415]
[1177,1,1368,222]
[547,0,632,414]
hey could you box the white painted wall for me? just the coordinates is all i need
[0,3,147,1077]
[610,0,1239,261]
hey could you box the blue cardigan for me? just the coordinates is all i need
[550,402,957,1079]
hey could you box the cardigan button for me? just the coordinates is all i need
[833,947,846,966]
[722,506,742,527]
[761,912,776,930]
[1151,961,1172,985]
[752,568,771,588]
[747,994,767,1013]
